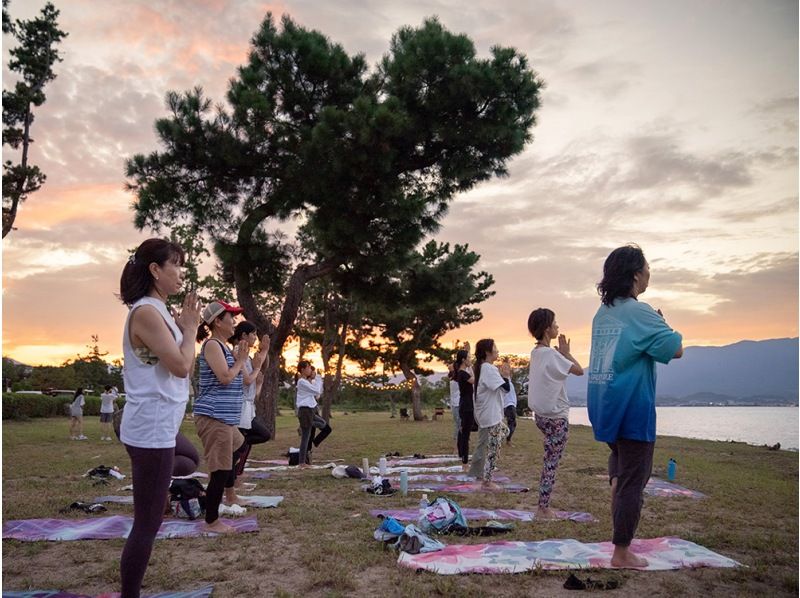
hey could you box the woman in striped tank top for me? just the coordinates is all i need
[193,300,249,534]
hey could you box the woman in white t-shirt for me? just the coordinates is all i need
[527,308,584,519]
[467,339,512,489]
[99,384,119,441]
[448,363,461,457]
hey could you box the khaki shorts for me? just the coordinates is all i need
[195,415,245,473]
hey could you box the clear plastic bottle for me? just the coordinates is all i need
[400,470,409,496]
[419,493,428,520]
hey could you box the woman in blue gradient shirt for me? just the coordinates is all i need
[588,245,683,568]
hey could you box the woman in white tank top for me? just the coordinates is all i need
[118,239,201,598]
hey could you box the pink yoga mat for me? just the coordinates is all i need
[3,515,258,541]
[398,537,740,574]
[372,507,596,523]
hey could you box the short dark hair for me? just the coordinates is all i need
[527,308,555,340]
[119,238,185,306]
[597,245,646,306]
[229,321,257,344]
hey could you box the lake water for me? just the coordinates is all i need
[567,406,799,451]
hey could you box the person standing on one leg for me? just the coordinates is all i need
[448,363,462,457]
[468,339,512,489]
[588,245,683,569]
[502,365,517,446]
[227,321,271,484]
[455,350,475,473]
[295,361,323,468]
[117,238,202,598]
[527,308,583,519]
[193,300,249,531]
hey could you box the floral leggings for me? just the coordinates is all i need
[535,415,569,508]
[484,421,509,482]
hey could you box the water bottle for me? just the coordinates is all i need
[379,457,387,476]
[400,470,409,496]
[667,458,677,482]
[418,493,429,525]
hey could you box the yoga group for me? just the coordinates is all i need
[115,238,682,596]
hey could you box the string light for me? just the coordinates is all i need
[341,377,416,391]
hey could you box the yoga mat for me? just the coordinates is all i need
[646,478,706,498]
[245,472,272,479]
[2,585,214,598]
[3,515,258,541]
[247,458,343,465]
[387,474,511,483]
[372,508,596,523]
[397,537,740,574]
[386,457,462,466]
[244,462,337,472]
[238,495,283,508]
[371,465,466,474]
[172,472,208,479]
[93,496,134,505]
[407,482,529,493]
[92,496,282,508]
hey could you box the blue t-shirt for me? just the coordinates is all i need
[587,298,682,443]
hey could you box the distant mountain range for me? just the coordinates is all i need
[564,337,798,406]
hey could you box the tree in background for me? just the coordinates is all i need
[126,14,542,435]
[2,1,67,238]
[365,241,495,420]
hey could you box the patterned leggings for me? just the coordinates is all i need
[483,421,509,482]
[535,415,569,508]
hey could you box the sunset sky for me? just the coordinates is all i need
[2,0,797,370]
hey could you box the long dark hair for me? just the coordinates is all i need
[74,387,84,398]
[472,339,495,395]
[119,238,185,306]
[597,245,646,306]
[451,349,468,379]
[527,308,555,341]
[229,321,257,344]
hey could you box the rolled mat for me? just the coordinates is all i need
[92,496,282,508]
[397,537,740,574]
[1,585,214,597]
[371,508,596,523]
[406,482,529,493]
[3,515,258,541]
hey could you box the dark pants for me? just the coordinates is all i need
[607,439,655,546]
[504,405,517,442]
[121,445,174,598]
[298,407,332,465]
[458,410,475,465]
[234,417,271,476]
[173,432,200,477]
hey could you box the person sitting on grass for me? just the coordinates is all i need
[527,308,583,520]
[69,388,87,440]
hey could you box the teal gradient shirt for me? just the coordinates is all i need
[587,298,682,442]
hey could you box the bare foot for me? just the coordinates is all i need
[203,520,235,534]
[224,492,245,505]
[462,463,469,473]
[610,545,648,568]
[536,507,558,520]
[481,481,502,492]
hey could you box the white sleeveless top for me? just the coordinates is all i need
[121,296,190,448]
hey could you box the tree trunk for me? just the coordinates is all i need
[3,104,31,238]
[400,363,423,421]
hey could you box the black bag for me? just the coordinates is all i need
[288,449,300,466]
[169,478,206,520]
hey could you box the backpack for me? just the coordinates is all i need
[169,478,206,520]
[418,496,468,535]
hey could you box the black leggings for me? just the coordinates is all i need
[121,445,174,598]
[459,410,475,465]
[234,417,272,477]
[298,409,332,465]
[504,405,517,442]
[206,469,230,524]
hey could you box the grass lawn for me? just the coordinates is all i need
[2,411,797,597]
